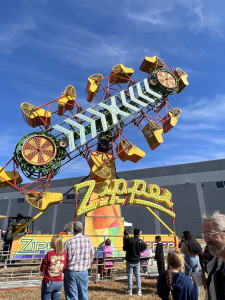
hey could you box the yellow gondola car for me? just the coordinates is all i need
[174,68,189,94]
[12,223,27,233]
[116,139,145,163]
[109,64,134,84]
[26,192,63,212]
[162,108,181,133]
[0,167,22,188]
[86,74,103,102]
[57,85,76,116]
[142,121,163,150]
[139,56,164,74]
[21,103,51,128]
[88,152,112,182]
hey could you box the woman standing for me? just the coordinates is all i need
[40,235,67,300]
[157,251,197,300]
[180,231,201,299]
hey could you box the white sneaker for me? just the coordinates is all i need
[137,291,142,296]
[125,290,132,295]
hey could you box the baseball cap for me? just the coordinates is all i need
[74,222,83,232]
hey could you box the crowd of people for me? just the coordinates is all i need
[0,228,13,251]
[40,221,94,300]
[36,210,225,299]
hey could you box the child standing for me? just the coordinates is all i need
[40,235,67,300]
[140,243,150,273]
[154,235,165,275]
[101,238,113,276]
[157,251,197,300]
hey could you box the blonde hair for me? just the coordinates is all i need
[52,235,64,255]
[166,251,184,300]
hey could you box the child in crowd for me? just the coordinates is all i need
[40,235,67,300]
[101,238,113,276]
[154,235,165,275]
[123,230,130,245]
[140,243,150,273]
[157,251,197,300]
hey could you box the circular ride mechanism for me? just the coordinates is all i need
[21,135,57,166]
[150,69,179,95]
[14,132,65,180]
[157,70,177,89]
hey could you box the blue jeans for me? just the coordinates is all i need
[64,270,88,300]
[142,266,147,273]
[41,281,62,300]
[126,261,141,292]
[184,255,200,298]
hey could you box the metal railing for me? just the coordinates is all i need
[0,250,43,270]
[0,269,41,283]
[0,242,179,284]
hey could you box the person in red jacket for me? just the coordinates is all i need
[40,235,67,300]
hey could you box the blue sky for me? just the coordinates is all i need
[0,0,225,182]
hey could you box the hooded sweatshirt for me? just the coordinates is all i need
[101,245,113,266]
[140,249,150,266]
[157,271,198,300]
[123,236,145,264]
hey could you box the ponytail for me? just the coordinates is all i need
[166,267,173,300]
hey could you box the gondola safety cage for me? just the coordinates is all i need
[88,152,112,182]
[162,108,181,133]
[116,139,145,163]
[142,121,163,150]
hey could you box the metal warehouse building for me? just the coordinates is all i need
[1,159,225,237]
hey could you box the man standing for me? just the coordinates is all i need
[201,211,225,300]
[123,228,145,296]
[4,229,13,251]
[154,235,165,275]
[64,222,95,300]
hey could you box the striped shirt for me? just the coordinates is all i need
[64,233,95,271]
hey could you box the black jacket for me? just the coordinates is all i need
[4,232,13,243]
[123,235,130,245]
[123,236,145,264]
[210,260,225,300]
[155,243,164,261]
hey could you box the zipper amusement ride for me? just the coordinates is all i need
[0,56,188,244]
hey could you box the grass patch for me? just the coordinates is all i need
[0,279,206,300]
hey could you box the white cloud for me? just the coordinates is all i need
[125,0,224,38]
[0,18,36,54]
[162,154,208,166]
[0,133,20,159]
[127,13,164,25]
[23,0,47,4]
[174,123,220,133]
[211,139,225,145]
[212,152,225,160]
[186,2,224,37]
[30,28,141,70]
[181,94,225,121]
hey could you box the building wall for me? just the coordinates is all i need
[1,159,225,237]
